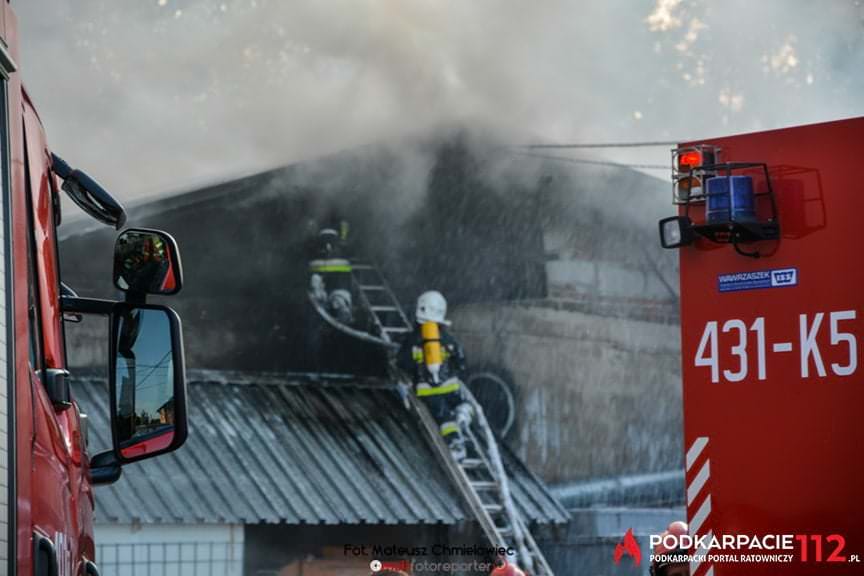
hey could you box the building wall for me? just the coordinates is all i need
[94,523,244,576]
[546,258,675,303]
[452,302,682,485]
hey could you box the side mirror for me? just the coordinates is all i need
[110,303,187,464]
[114,229,183,296]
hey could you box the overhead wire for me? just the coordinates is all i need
[521,140,680,150]
[507,138,685,171]
[511,150,669,171]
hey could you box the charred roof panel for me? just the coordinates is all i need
[73,372,567,526]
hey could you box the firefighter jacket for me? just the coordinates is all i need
[396,325,467,386]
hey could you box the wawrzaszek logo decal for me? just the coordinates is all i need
[614,528,642,567]
[718,267,798,293]
[770,268,797,287]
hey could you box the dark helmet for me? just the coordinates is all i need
[318,228,340,255]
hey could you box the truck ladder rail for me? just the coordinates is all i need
[307,259,553,575]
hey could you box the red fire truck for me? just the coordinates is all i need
[660,117,864,575]
[0,4,188,575]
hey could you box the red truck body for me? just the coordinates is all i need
[0,5,189,574]
[0,6,97,572]
[678,117,864,575]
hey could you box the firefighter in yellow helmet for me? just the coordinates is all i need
[397,291,472,461]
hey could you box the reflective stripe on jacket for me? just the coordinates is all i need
[415,377,461,397]
[309,258,352,273]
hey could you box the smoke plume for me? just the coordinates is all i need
[13,0,864,203]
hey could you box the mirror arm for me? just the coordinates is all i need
[40,368,72,411]
[90,450,122,485]
[124,291,147,306]
[61,296,117,316]
[52,153,127,229]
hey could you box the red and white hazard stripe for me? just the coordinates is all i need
[686,436,714,576]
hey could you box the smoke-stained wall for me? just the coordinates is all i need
[61,135,555,372]
[451,304,681,484]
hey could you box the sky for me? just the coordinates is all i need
[14,0,864,203]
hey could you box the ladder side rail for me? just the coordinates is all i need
[462,388,534,571]
[514,514,555,576]
[351,262,412,335]
[351,275,389,337]
[363,264,412,329]
[408,394,508,549]
[463,427,499,487]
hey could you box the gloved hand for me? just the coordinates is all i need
[329,289,354,324]
[455,402,473,428]
[397,381,412,410]
[310,274,327,302]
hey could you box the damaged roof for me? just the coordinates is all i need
[72,371,568,527]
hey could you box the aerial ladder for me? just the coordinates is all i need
[308,260,554,575]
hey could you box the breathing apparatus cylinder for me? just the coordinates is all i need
[421,321,443,384]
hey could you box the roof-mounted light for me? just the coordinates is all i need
[672,145,722,204]
[659,216,695,249]
[677,150,702,169]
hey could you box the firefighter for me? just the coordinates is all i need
[308,226,354,324]
[397,290,473,461]
[650,521,690,576]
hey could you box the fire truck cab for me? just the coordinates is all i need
[661,117,864,575]
[0,4,189,575]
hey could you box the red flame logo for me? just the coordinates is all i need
[613,528,642,567]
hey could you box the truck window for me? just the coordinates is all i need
[22,103,64,371]
[22,128,46,375]
[26,217,44,372]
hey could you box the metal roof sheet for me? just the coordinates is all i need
[72,371,568,526]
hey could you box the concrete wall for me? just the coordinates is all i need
[546,258,675,302]
[452,303,682,484]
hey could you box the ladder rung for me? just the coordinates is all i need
[498,527,513,536]
[470,481,498,490]
[460,458,483,469]
[371,306,398,312]
[483,504,503,514]
[383,327,411,333]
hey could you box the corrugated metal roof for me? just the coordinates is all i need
[72,371,568,526]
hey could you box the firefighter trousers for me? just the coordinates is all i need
[416,378,464,446]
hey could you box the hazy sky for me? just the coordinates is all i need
[14,0,864,202]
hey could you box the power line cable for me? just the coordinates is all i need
[512,150,669,171]
[521,140,680,150]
